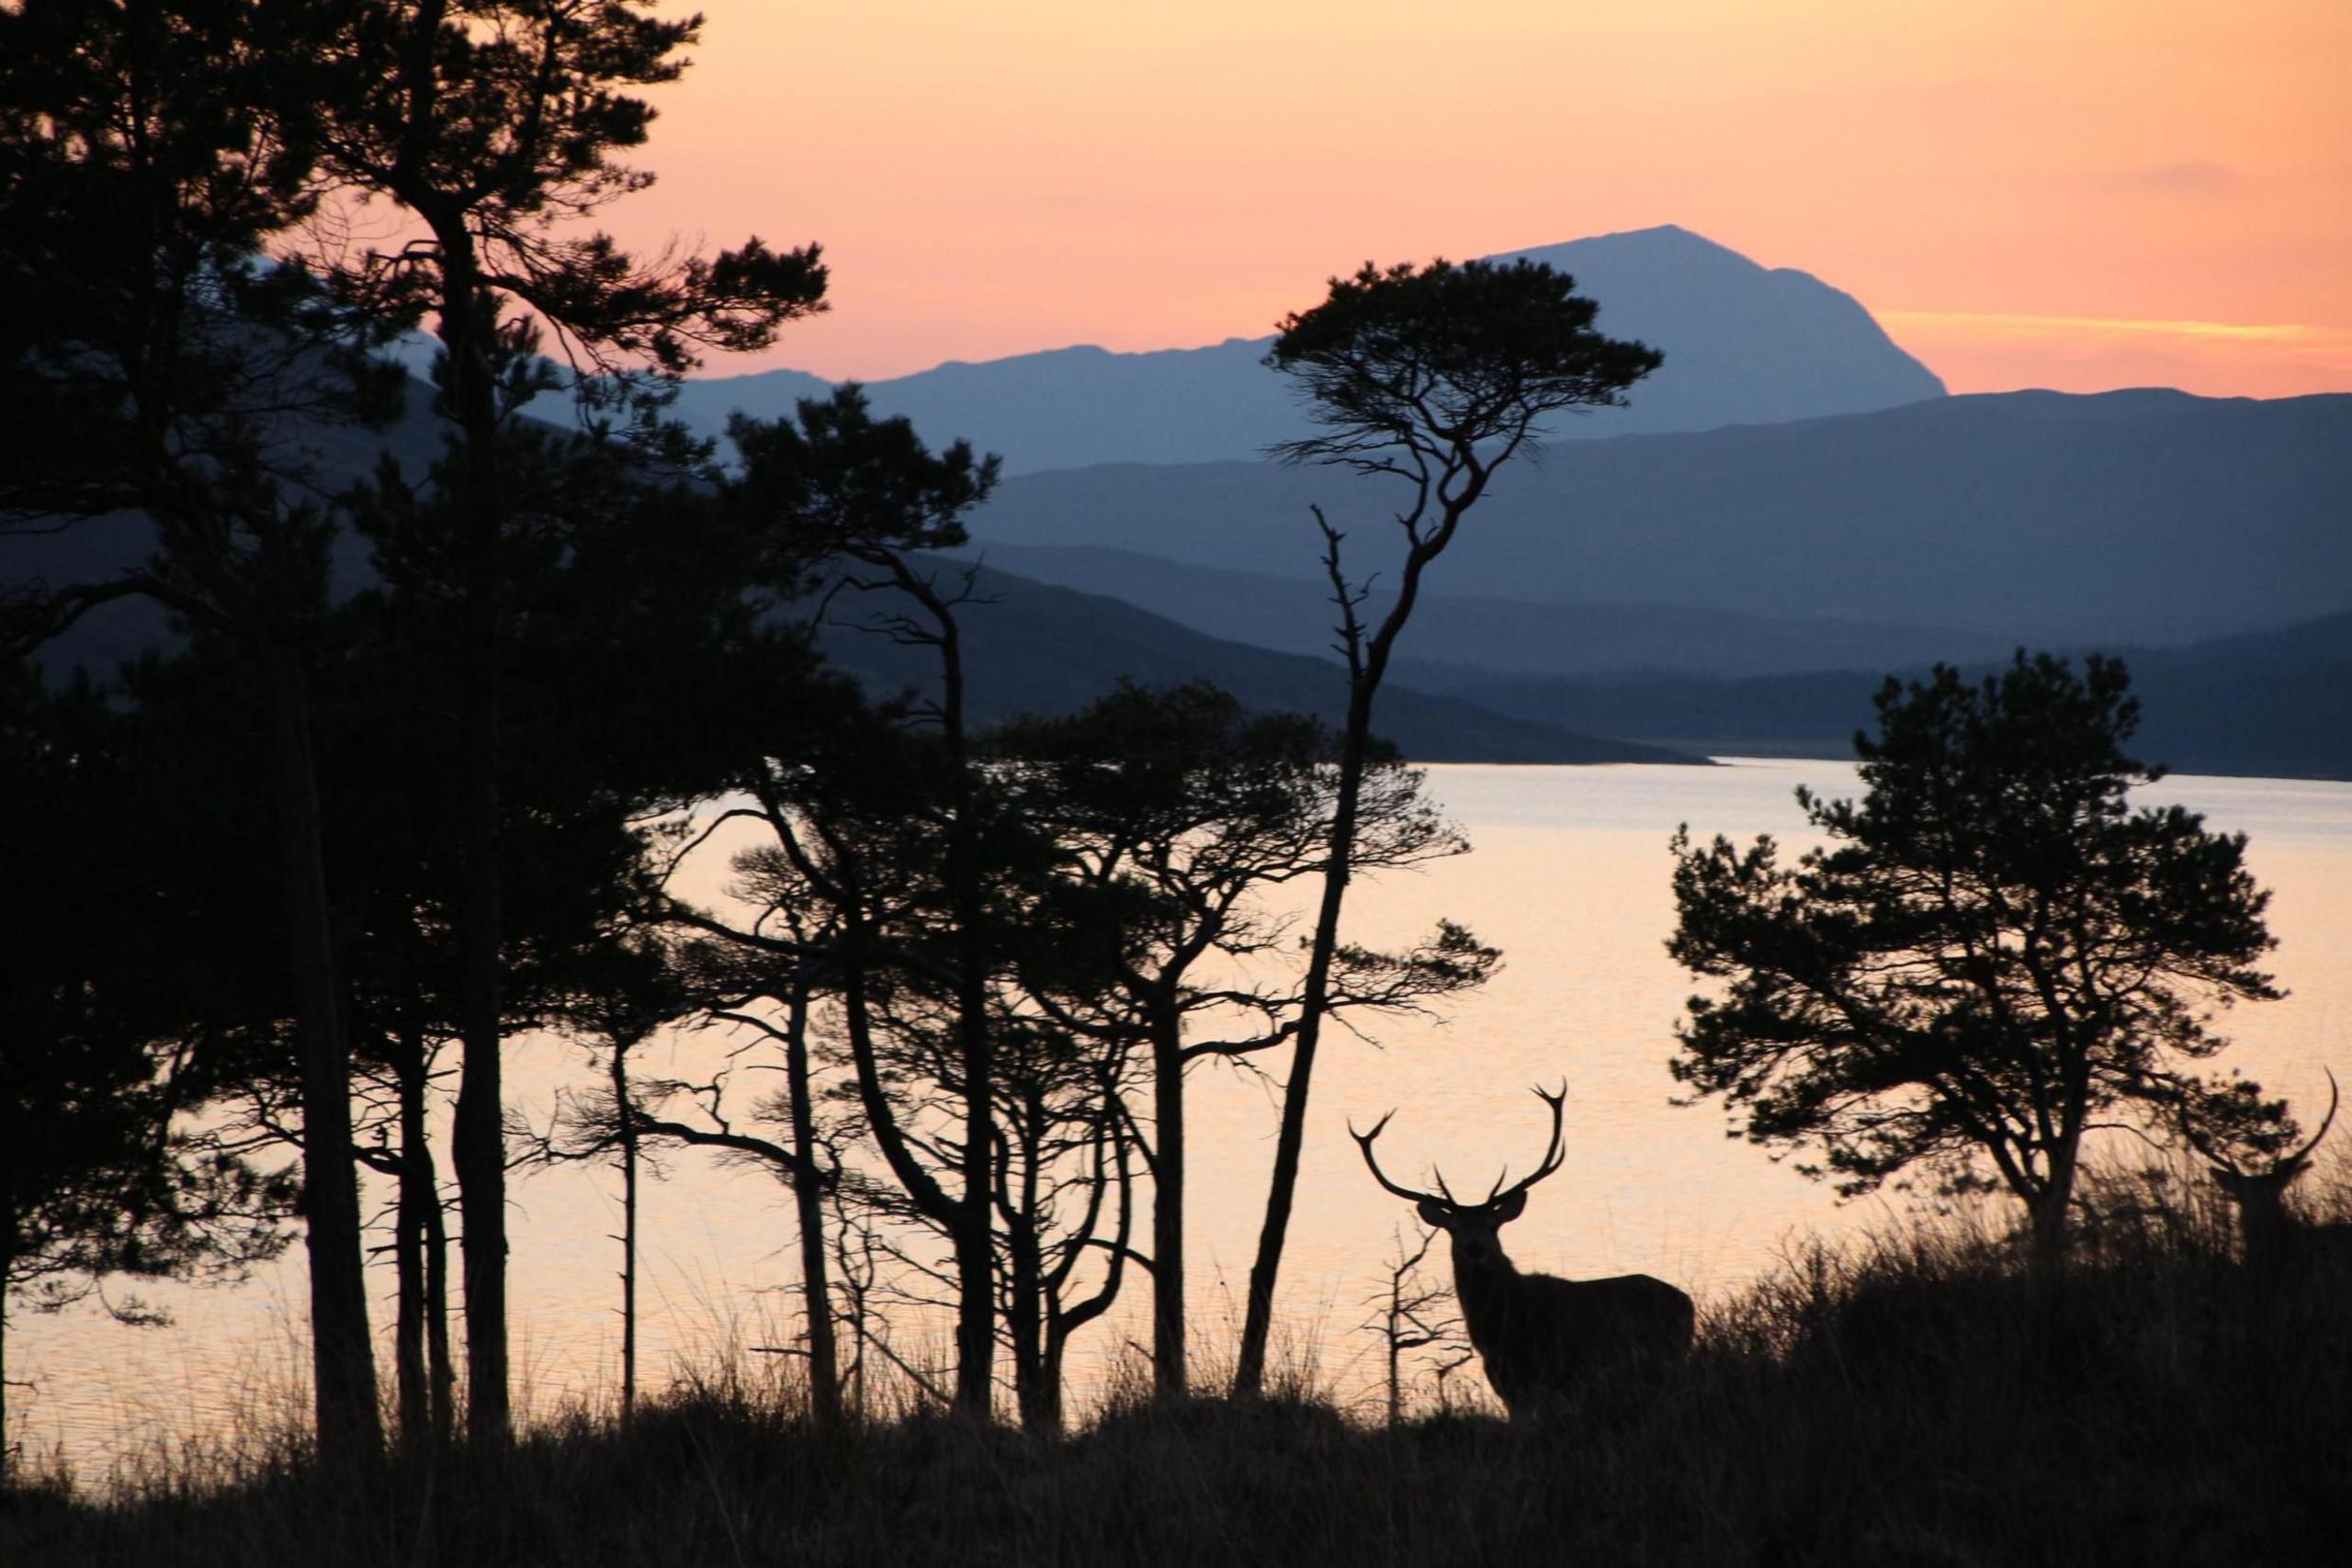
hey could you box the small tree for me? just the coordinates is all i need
[590,930,847,1431]
[1668,653,2284,1269]
[1232,258,1659,1393]
[1358,1222,1470,1427]
[993,682,1495,1401]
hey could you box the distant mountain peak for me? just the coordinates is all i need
[670,227,1948,472]
[1508,221,1756,262]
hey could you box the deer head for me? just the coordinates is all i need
[1351,1081,1567,1278]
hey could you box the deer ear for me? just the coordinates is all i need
[1416,1199,1452,1230]
[1491,1189,1528,1224]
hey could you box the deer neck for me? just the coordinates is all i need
[1448,1234,1524,1341]
[2239,1196,2295,1269]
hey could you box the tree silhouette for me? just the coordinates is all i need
[0,0,406,1463]
[1668,653,2284,1269]
[1233,258,1659,1393]
[718,388,1006,1414]
[328,412,820,1445]
[990,682,1494,1400]
[292,0,828,1444]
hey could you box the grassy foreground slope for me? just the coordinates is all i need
[8,1169,2348,1567]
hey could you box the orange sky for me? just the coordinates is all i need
[611,0,2351,396]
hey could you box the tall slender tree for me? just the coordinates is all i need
[1231,258,1659,1394]
[722,388,1003,1413]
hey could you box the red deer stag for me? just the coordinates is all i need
[1351,1084,1693,1418]
[2183,1068,2348,1276]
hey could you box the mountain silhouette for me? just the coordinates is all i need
[24,376,2344,777]
[670,226,1946,473]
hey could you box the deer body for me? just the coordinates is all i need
[1357,1085,1694,1419]
[1442,1228,1695,1414]
[2218,1177,2352,1279]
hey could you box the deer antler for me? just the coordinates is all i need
[1352,1083,1570,1213]
[1486,1083,1569,1205]
[2180,1067,2340,1178]
[2287,1068,2342,1170]
[1349,1108,1449,1207]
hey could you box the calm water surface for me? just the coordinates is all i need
[15,760,2349,1469]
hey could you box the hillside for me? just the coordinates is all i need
[968,389,2352,648]
[669,226,1946,473]
[817,560,1699,765]
[1439,614,2352,780]
[972,544,2012,679]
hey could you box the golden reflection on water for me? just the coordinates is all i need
[15,761,2348,1471]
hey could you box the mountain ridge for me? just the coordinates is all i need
[0,396,1693,766]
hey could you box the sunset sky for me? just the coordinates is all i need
[614,0,2350,397]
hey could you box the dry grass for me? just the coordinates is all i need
[6,1166,2350,1566]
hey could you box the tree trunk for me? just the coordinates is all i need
[1007,1111,1047,1432]
[1233,689,1374,1397]
[2,1262,12,1483]
[263,642,380,1465]
[950,842,993,1411]
[423,1143,457,1450]
[438,255,512,1450]
[838,936,966,1413]
[1149,1003,1186,1398]
[933,604,995,1418]
[1232,495,1472,1398]
[1034,1321,1069,1438]
[1008,1235,1046,1432]
[393,1025,433,1450]
[610,1038,639,1428]
[2029,1133,2084,1276]
[782,983,841,1428]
